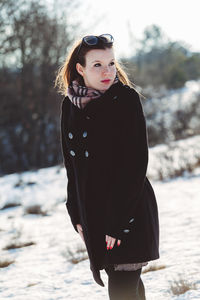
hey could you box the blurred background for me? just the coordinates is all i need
[1,0,200,176]
[0,0,200,299]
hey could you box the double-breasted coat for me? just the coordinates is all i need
[60,81,160,287]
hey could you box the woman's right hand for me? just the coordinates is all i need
[76,224,85,243]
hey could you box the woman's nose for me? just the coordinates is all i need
[102,66,110,74]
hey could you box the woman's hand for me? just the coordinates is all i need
[76,224,85,243]
[105,235,121,250]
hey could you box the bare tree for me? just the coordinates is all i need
[0,0,81,174]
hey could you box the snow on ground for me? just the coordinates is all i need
[0,160,200,299]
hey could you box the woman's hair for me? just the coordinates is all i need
[55,37,134,96]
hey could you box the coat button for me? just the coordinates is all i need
[86,116,90,120]
[85,150,89,157]
[83,131,87,138]
[123,229,130,233]
[129,218,134,223]
[70,150,75,156]
[113,96,118,100]
[68,132,73,139]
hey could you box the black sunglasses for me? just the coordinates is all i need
[76,34,114,58]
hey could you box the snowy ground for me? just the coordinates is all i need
[0,163,200,299]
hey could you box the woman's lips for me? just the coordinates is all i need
[101,79,111,84]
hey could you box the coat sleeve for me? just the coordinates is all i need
[105,89,149,240]
[60,99,80,233]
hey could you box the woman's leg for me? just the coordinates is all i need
[138,277,146,300]
[104,265,146,300]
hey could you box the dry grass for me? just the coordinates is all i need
[1,202,21,210]
[0,259,15,268]
[64,244,88,264]
[2,224,36,252]
[142,263,166,274]
[3,241,36,250]
[14,179,36,188]
[170,276,197,296]
[24,204,47,216]
[27,282,40,287]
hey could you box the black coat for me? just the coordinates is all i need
[60,81,159,287]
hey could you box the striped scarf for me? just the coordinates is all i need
[67,76,119,109]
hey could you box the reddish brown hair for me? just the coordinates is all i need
[55,37,133,96]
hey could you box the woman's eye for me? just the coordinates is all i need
[94,63,101,67]
[110,61,115,66]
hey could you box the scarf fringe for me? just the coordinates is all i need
[67,75,119,109]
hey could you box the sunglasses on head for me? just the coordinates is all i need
[76,34,114,58]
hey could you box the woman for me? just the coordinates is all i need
[55,34,160,299]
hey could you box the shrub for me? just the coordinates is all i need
[3,241,36,250]
[24,204,47,216]
[0,259,15,268]
[142,263,166,274]
[170,276,197,296]
[63,244,88,264]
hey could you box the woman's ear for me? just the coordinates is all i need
[76,63,84,76]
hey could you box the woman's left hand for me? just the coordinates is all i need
[105,235,121,250]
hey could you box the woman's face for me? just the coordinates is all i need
[76,47,116,91]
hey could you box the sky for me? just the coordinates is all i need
[75,0,200,58]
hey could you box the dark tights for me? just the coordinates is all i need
[104,265,146,300]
